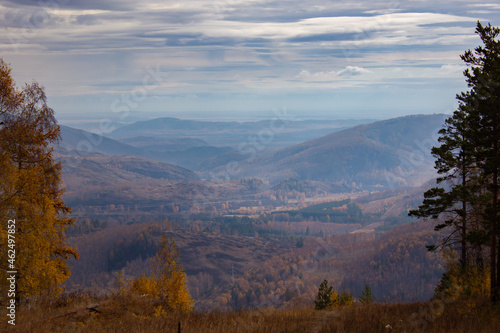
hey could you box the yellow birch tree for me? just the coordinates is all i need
[0,58,78,302]
[128,235,193,312]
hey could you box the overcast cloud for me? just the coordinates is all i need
[0,0,499,122]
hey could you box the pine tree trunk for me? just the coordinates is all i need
[493,167,498,302]
[462,165,467,270]
[492,116,499,303]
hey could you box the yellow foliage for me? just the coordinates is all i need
[337,291,354,306]
[0,58,77,302]
[154,305,168,318]
[127,236,193,313]
[329,290,339,307]
[322,288,354,309]
[129,274,158,297]
[114,270,129,295]
[435,251,490,305]
[435,264,490,300]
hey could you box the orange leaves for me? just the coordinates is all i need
[127,236,193,313]
[0,58,77,301]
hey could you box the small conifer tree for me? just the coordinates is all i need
[359,284,375,305]
[314,279,334,310]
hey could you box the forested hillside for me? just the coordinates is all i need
[237,114,447,187]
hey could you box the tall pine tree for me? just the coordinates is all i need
[409,106,479,270]
[462,22,500,302]
[411,22,500,303]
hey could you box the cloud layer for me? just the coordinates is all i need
[0,0,499,120]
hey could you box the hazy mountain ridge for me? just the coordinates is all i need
[58,124,238,172]
[57,125,201,191]
[236,114,447,188]
[118,136,209,151]
[107,116,371,149]
[58,114,447,191]
[59,125,143,156]
[58,117,374,173]
[58,153,200,192]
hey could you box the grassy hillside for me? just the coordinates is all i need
[3,294,499,332]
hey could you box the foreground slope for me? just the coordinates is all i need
[5,296,500,333]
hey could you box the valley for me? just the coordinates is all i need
[58,114,447,311]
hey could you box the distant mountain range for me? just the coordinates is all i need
[58,114,448,190]
[59,117,372,172]
[57,124,235,171]
[57,126,200,190]
[107,116,370,148]
[59,125,142,156]
[235,114,447,188]
[58,153,200,191]
[119,136,209,151]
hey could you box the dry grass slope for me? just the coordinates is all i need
[2,293,500,333]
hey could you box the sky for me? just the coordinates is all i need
[1,0,500,125]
